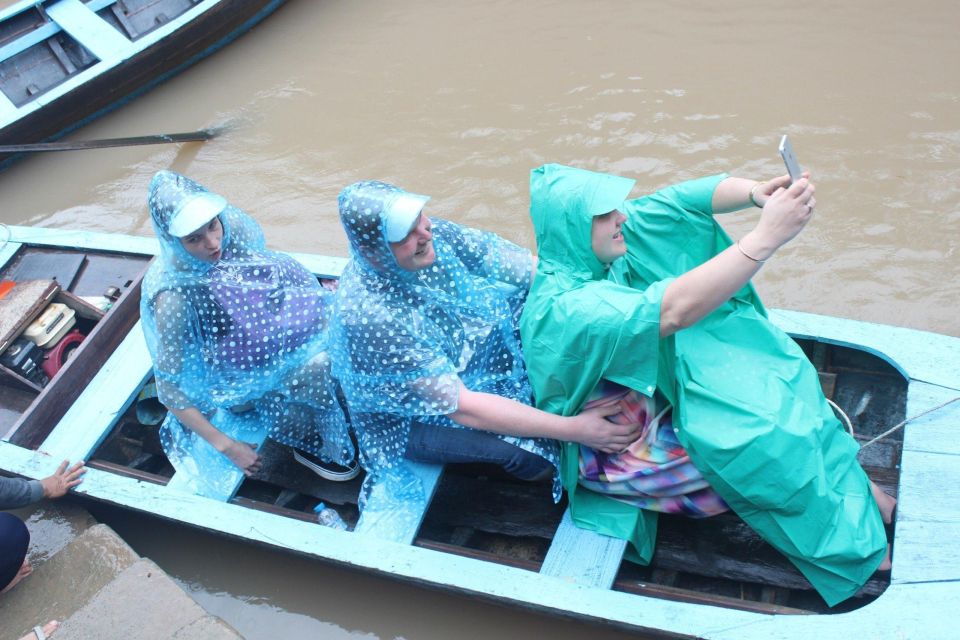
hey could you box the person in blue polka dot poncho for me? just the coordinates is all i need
[141,170,355,497]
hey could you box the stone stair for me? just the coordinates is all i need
[0,500,241,640]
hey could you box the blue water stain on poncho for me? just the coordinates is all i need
[141,170,353,498]
[330,180,560,540]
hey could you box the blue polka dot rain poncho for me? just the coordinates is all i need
[141,170,353,498]
[330,180,560,540]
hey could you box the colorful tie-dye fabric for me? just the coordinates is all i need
[578,381,728,516]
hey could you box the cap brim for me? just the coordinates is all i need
[588,174,636,217]
[383,192,431,242]
[168,193,228,237]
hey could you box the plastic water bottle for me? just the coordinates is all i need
[314,502,348,530]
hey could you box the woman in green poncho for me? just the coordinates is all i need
[519,163,895,606]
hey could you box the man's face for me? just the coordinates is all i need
[390,213,436,271]
[591,209,627,264]
[180,217,224,263]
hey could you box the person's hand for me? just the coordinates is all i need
[751,171,811,208]
[741,176,816,260]
[569,403,644,453]
[224,440,262,476]
[40,460,86,499]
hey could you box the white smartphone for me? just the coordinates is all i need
[778,135,803,184]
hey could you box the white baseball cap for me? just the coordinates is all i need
[167,192,228,237]
[383,191,431,242]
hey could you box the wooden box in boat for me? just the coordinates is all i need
[1,225,957,639]
[0,227,151,447]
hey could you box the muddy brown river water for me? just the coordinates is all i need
[2,0,958,637]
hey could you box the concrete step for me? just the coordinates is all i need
[57,557,240,640]
[0,502,240,639]
[0,523,138,637]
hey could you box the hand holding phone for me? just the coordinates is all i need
[779,135,803,184]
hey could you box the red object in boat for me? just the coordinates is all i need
[41,329,84,379]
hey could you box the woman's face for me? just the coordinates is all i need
[180,217,224,263]
[390,213,436,271]
[591,210,627,264]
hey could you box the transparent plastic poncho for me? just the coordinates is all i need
[141,170,353,498]
[330,180,560,540]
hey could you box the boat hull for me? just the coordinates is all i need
[1,226,957,639]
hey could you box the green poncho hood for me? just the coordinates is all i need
[530,163,636,282]
[522,164,670,418]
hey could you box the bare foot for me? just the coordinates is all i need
[0,559,32,594]
[870,481,897,524]
[19,620,59,640]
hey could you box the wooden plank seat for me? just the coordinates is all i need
[352,461,445,543]
[0,92,16,119]
[539,509,628,588]
[30,322,153,457]
[44,0,130,62]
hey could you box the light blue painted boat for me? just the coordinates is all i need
[1,225,957,639]
[0,0,287,168]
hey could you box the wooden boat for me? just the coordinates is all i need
[0,0,287,169]
[1,225,957,638]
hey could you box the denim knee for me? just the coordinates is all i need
[405,421,552,481]
[0,512,29,590]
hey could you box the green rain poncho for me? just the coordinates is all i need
[520,164,887,606]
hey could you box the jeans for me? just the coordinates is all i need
[404,421,553,481]
[0,512,28,590]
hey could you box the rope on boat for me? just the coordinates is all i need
[860,396,960,449]
[827,398,855,436]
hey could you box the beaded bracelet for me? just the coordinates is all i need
[749,182,764,208]
[737,240,766,264]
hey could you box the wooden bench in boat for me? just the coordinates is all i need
[45,0,131,63]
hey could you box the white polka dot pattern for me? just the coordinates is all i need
[329,181,560,533]
[141,170,353,495]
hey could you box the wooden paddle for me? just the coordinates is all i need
[0,129,217,153]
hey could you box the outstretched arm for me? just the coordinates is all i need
[449,382,641,452]
[659,176,816,336]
